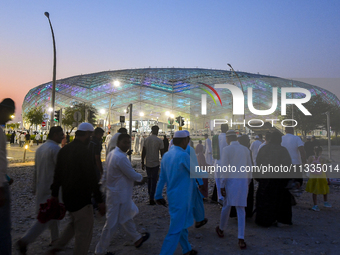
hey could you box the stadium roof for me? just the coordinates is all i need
[22,68,340,127]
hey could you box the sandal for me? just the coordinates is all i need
[135,232,150,248]
[238,239,247,250]
[195,218,208,228]
[215,226,224,238]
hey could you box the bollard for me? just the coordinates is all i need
[23,144,28,162]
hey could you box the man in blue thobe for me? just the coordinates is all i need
[155,131,197,255]
[183,130,208,228]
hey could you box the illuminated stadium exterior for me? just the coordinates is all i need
[22,68,340,132]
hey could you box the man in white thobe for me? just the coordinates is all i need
[139,135,145,153]
[214,124,229,203]
[42,133,47,143]
[95,134,149,255]
[17,126,64,253]
[155,130,197,255]
[204,134,213,166]
[106,128,127,154]
[168,135,174,150]
[35,133,41,146]
[20,132,25,147]
[249,135,262,165]
[281,126,306,188]
[134,135,140,154]
[216,130,252,249]
[104,131,112,152]
[16,132,20,144]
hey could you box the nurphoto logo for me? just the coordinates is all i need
[200,84,312,128]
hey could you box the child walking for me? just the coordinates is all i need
[305,146,332,211]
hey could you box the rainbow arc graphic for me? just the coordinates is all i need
[199,82,222,106]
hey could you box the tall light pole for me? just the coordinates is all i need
[126,104,133,162]
[44,12,57,125]
[326,111,331,160]
[228,63,246,131]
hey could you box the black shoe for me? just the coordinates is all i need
[147,200,156,205]
[16,240,27,255]
[135,232,150,248]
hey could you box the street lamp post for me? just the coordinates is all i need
[326,111,331,160]
[228,63,246,131]
[126,104,133,162]
[44,12,57,125]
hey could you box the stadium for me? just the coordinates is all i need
[22,68,340,133]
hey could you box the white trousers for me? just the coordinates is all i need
[219,203,246,239]
[95,219,141,255]
[21,219,59,244]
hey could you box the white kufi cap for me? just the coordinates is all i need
[77,122,94,132]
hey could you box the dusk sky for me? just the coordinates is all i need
[1,0,340,122]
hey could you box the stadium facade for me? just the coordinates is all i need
[22,68,340,133]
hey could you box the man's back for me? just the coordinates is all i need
[88,136,102,180]
[281,134,304,164]
[159,146,192,208]
[51,139,102,212]
[107,132,120,153]
[215,133,227,165]
[250,140,262,163]
[222,141,252,179]
[144,134,164,167]
[35,140,60,210]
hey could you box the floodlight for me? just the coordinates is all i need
[113,80,120,87]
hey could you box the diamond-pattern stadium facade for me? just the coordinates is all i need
[22,68,340,130]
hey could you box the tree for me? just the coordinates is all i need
[7,123,20,129]
[63,102,97,131]
[279,95,330,137]
[24,106,45,130]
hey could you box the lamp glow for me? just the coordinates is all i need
[24,145,28,149]
[165,111,170,116]
[10,115,15,119]
[99,109,105,114]
[139,112,144,117]
[113,80,120,87]
[170,114,174,118]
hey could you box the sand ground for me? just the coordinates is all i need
[8,164,340,255]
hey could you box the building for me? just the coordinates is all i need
[22,68,340,133]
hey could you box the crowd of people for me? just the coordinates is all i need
[0,97,333,255]
[8,130,48,147]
